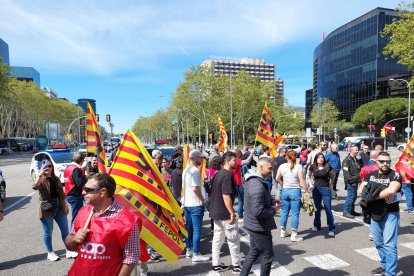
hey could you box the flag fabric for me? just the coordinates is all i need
[108,129,187,264]
[183,144,191,169]
[274,133,285,148]
[217,116,228,152]
[255,103,277,158]
[86,102,107,172]
[395,135,414,179]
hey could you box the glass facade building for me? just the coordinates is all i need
[10,66,41,86]
[313,7,410,121]
[77,99,96,114]
[0,38,9,65]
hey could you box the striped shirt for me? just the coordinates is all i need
[71,201,140,264]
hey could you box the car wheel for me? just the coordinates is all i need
[31,170,37,182]
[0,183,5,202]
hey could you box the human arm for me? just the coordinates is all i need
[119,223,140,275]
[65,228,91,251]
[32,166,47,190]
[118,264,136,276]
[241,151,254,166]
[223,194,236,224]
[378,181,401,199]
[275,166,283,186]
[73,168,87,187]
[298,168,308,193]
[192,186,205,206]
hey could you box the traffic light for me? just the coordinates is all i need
[96,114,99,122]
[106,114,111,122]
[381,128,385,138]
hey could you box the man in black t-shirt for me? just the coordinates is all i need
[209,152,241,273]
[359,152,401,276]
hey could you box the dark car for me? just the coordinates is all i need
[0,168,6,202]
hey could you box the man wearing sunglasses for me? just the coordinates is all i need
[359,152,402,276]
[66,173,140,276]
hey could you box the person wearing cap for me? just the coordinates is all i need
[182,149,210,263]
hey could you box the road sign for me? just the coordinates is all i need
[384,124,392,131]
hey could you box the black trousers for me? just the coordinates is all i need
[240,230,274,276]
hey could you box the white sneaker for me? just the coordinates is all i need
[290,234,303,242]
[186,248,193,259]
[328,231,335,237]
[192,254,211,263]
[238,218,244,223]
[311,226,319,232]
[66,250,78,259]
[47,252,60,261]
[280,229,289,238]
[369,233,373,241]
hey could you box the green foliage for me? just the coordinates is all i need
[310,98,341,133]
[382,2,414,86]
[352,98,412,128]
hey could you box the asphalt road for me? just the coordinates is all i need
[0,149,413,275]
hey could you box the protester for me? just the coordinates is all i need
[258,144,271,158]
[325,144,341,195]
[152,152,163,172]
[64,151,87,225]
[33,159,77,261]
[170,156,183,203]
[66,173,140,276]
[307,153,336,237]
[299,144,309,177]
[84,154,99,177]
[232,149,254,220]
[170,145,183,170]
[208,145,220,165]
[276,150,308,242]
[182,149,210,263]
[209,152,241,273]
[240,157,277,276]
[359,145,370,167]
[360,150,379,180]
[398,170,414,214]
[342,146,362,218]
[161,158,173,184]
[205,155,222,232]
[273,147,287,195]
[358,152,402,276]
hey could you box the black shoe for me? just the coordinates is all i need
[212,264,229,272]
[371,267,385,275]
[351,211,362,216]
[343,213,355,219]
[232,266,242,274]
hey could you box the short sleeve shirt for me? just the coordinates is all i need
[182,164,202,207]
[209,169,235,220]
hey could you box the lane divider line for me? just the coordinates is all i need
[4,192,36,212]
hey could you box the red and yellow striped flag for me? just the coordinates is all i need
[395,134,414,179]
[108,129,187,264]
[86,102,107,172]
[255,103,277,158]
[183,144,191,169]
[217,116,228,152]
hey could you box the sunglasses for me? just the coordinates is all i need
[84,187,101,193]
[377,160,391,165]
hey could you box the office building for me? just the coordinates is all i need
[313,7,410,121]
[10,66,41,86]
[77,99,96,114]
[0,38,9,65]
[42,87,58,99]
[305,89,314,128]
[202,57,283,97]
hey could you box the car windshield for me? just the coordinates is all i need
[159,148,175,159]
[50,152,74,164]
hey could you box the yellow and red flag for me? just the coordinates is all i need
[255,103,277,158]
[86,102,107,172]
[395,134,414,179]
[274,133,285,148]
[217,116,228,152]
[108,129,187,264]
[183,144,191,169]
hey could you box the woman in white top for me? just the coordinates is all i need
[276,150,308,242]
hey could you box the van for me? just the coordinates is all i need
[338,136,368,151]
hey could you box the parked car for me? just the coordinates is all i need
[30,145,74,183]
[0,168,6,202]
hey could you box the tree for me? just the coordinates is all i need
[382,2,414,86]
[310,98,340,140]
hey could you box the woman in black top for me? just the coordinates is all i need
[307,152,336,237]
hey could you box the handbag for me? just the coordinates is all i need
[41,198,57,212]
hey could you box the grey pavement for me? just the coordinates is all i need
[0,148,413,275]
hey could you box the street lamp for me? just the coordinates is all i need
[369,112,372,137]
[390,78,412,142]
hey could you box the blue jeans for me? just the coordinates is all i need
[40,205,69,252]
[370,212,400,276]
[343,183,357,214]
[280,188,301,231]
[312,187,335,232]
[401,183,413,211]
[184,206,204,254]
[236,185,244,218]
[66,195,84,226]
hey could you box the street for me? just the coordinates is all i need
[0,150,413,275]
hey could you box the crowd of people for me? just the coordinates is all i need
[1,140,407,276]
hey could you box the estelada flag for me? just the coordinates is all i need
[86,102,107,172]
[395,134,414,179]
[255,103,277,158]
[108,129,187,264]
[217,116,228,152]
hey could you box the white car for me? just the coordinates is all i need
[30,146,74,183]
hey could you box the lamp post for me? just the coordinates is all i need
[230,74,233,149]
[390,78,411,142]
[369,112,372,137]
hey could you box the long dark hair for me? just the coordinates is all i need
[312,152,328,172]
[42,157,60,184]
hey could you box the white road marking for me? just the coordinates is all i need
[4,192,35,212]
[252,261,292,276]
[400,242,414,250]
[331,210,368,226]
[304,254,350,270]
[354,247,381,261]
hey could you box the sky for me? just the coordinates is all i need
[0,0,402,134]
